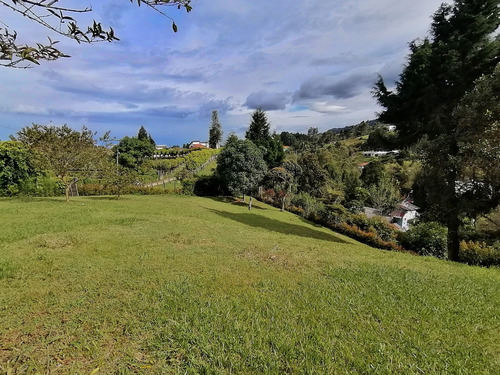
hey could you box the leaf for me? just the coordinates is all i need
[89,368,100,375]
[172,22,178,33]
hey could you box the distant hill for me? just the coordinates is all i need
[326,120,380,138]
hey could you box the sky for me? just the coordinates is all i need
[0,0,445,146]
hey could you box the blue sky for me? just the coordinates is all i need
[0,0,444,146]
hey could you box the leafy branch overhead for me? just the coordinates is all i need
[0,0,192,67]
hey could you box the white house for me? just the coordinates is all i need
[362,150,400,157]
[386,125,397,132]
[390,199,420,231]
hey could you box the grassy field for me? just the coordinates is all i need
[1,195,499,374]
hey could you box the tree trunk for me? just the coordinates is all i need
[447,207,460,261]
[446,161,460,262]
[248,196,252,210]
[281,197,285,212]
[242,193,245,203]
[65,184,70,203]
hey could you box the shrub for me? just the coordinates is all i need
[181,179,196,195]
[291,192,324,219]
[460,241,500,267]
[193,175,224,196]
[398,221,448,258]
[79,183,181,196]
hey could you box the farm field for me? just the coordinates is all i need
[1,195,499,374]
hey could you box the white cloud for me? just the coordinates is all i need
[0,0,445,144]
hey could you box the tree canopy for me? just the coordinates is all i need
[208,110,223,149]
[14,124,107,201]
[373,0,500,261]
[246,109,271,142]
[245,109,284,167]
[0,0,192,67]
[216,139,267,203]
[0,140,37,195]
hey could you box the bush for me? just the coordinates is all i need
[398,222,448,258]
[291,192,324,219]
[460,241,500,267]
[181,179,196,195]
[194,175,224,196]
[79,183,181,196]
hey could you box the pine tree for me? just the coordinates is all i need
[138,126,148,141]
[374,0,500,261]
[246,108,270,142]
[208,110,223,149]
[245,109,284,167]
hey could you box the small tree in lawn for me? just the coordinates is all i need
[216,139,267,209]
[14,124,106,202]
[208,110,223,149]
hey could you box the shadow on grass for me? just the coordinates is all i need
[205,196,267,209]
[82,196,124,201]
[206,208,347,243]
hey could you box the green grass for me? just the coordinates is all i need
[1,195,499,374]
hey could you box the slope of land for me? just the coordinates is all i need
[0,196,499,373]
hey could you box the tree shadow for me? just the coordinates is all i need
[205,196,267,209]
[82,196,123,201]
[206,208,347,243]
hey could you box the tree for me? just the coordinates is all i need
[452,65,500,222]
[246,108,271,142]
[259,134,285,168]
[366,175,401,213]
[138,126,148,142]
[1,0,192,68]
[360,160,385,187]
[373,0,500,261]
[245,109,284,167]
[0,141,38,195]
[208,110,223,149]
[263,167,294,211]
[114,136,155,170]
[14,124,107,202]
[137,126,155,146]
[216,139,267,209]
[297,153,328,197]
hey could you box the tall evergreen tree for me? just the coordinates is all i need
[137,126,155,146]
[208,110,223,149]
[374,0,500,261]
[138,126,148,141]
[245,109,284,167]
[246,108,271,142]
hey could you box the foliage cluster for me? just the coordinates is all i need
[0,0,192,67]
[79,183,181,196]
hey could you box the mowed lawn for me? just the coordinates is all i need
[0,196,499,374]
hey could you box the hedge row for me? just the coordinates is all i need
[260,191,404,253]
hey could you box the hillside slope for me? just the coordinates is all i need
[1,196,499,373]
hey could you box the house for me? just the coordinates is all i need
[390,199,420,231]
[358,162,370,169]
[386,125,397,132]
[362,150,400,157]
[189,141,209,149]
[155,145,167,150]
